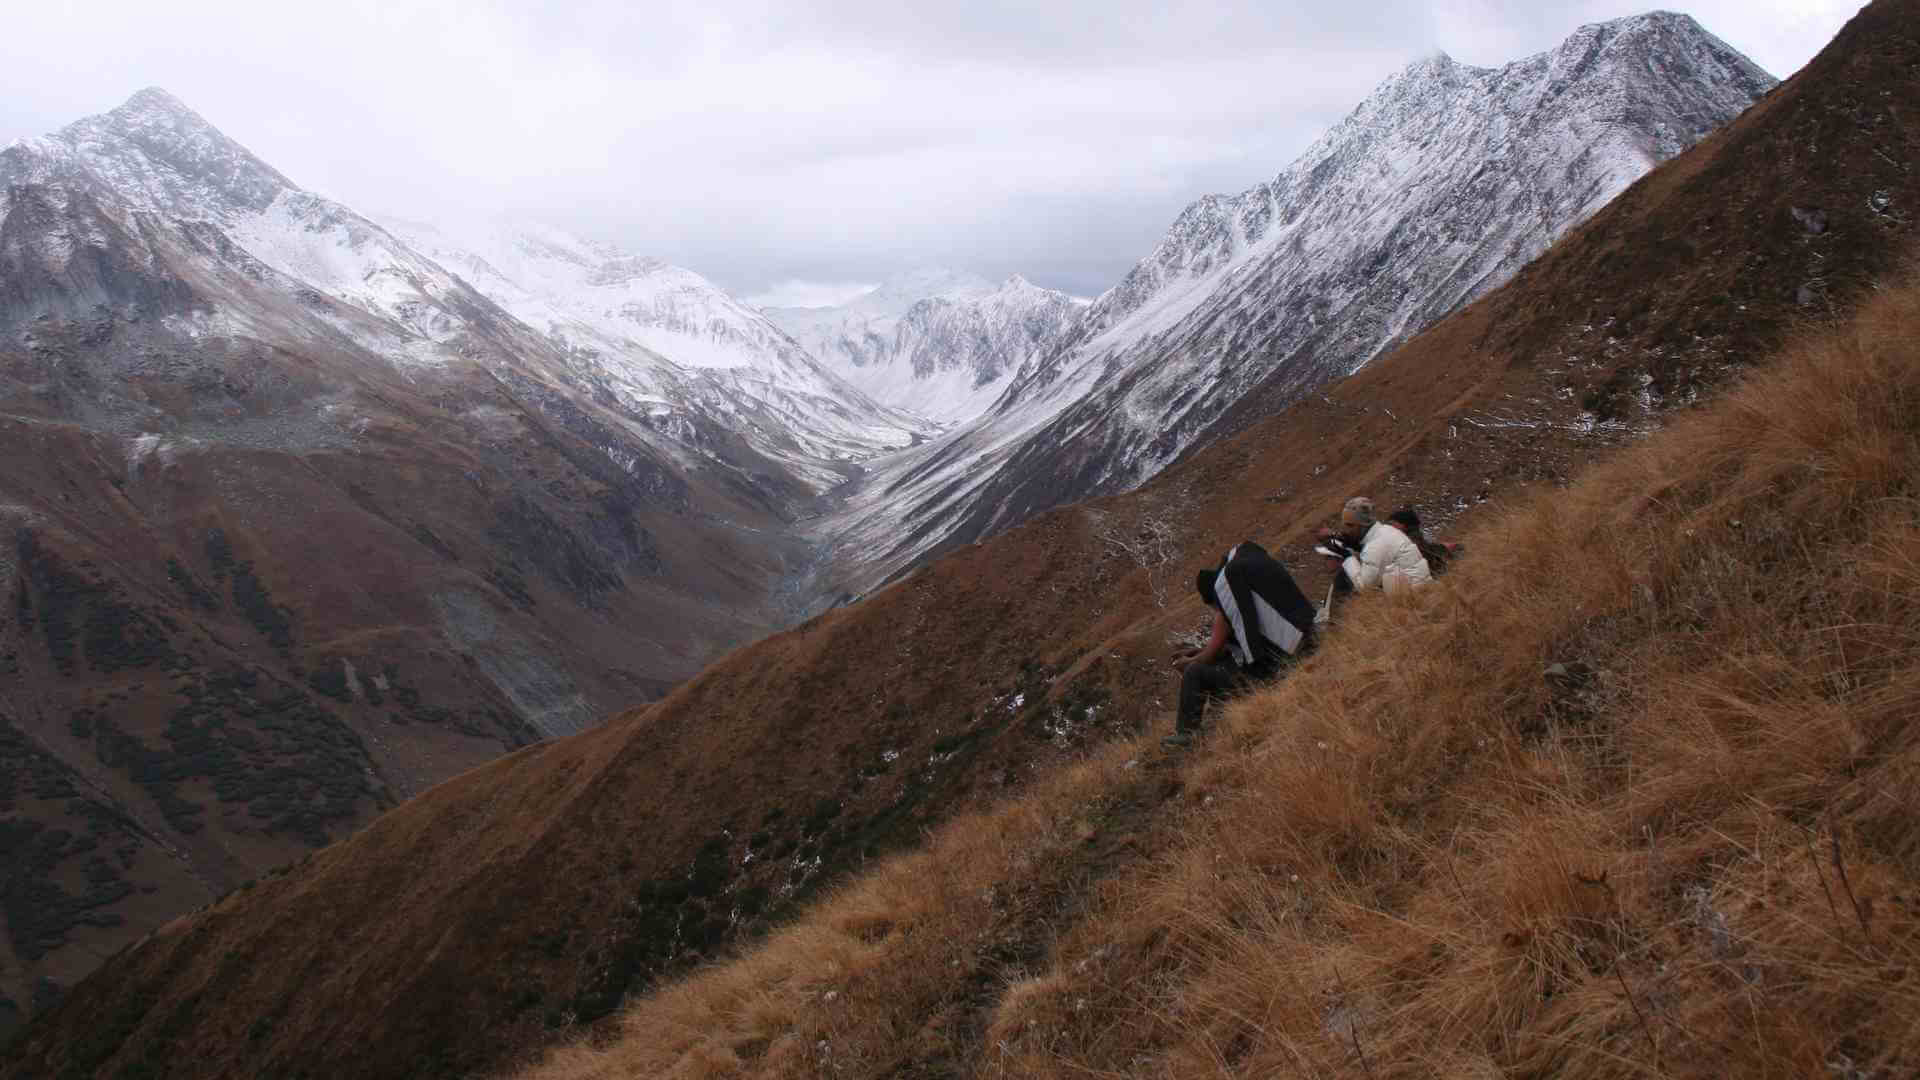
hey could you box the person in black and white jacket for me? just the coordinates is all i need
[1164,541,1318,747]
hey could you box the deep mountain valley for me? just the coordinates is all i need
[3,1,1916,1076]
[0,14,1777,1039]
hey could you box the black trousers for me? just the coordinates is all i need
[1176,634,1313,733]
[1176,660,1245,732]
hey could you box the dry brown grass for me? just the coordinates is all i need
[506,738,1178,1079]
[514,271,1920,1079]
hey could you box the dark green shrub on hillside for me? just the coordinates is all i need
[306,663,351,702]
[803,798,841,837]
[204,528,234,580]
[165,558,220,613]
[687,836,731,899]
[229,561,292,652]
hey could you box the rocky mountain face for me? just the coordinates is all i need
[765,270,1083,424]
[814,12,1777,594]
[766,267,995,371]
[0,90,893,1033]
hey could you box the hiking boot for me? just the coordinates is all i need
[1161,731,1194,748]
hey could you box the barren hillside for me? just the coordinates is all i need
[4,1,1917,1076]
[527,240,1920,1080]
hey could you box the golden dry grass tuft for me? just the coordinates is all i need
[516,269,1920,1078]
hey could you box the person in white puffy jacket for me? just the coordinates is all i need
[1333,497,1433,594]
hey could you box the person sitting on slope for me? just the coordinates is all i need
[1393,507,1463,577]
[1165,540,1318,748]
[1373,506,1438,592]
[1312,533,1359,625]
[1322,496,1432,594]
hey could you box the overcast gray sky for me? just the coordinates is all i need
[2,1,1862,305]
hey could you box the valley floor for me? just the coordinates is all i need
[519,267,1920,1078]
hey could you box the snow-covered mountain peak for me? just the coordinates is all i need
[764,265,1081,425]
[40,86,297,216]
[1566,9,1706,46]
[1342,13,1767,139]
[388,216,930,482]
[1400,51,1459,78]
[586,254,673,286]
[0,89,485,347]
[975,274,1075,315]
[820,10,1776,593]
[393,218,754,352]
[7,93,923,489]
[114,86,199,122]
[1046,8,1772,379]
[1521,11,1773,100]
[867,266,993,305]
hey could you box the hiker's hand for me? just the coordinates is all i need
[1172,653,1196,672]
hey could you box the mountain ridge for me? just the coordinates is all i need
[386,217,929,491]
[8,2,1912,1074]
[764,268,1081,425]
[0,84,870,1035]
[810,10,1777,597]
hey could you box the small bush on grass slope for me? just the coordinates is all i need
[517,268,1920,1079]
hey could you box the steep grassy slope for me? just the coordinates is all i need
[524,251,1920,1080]
[4,1,1918,1076]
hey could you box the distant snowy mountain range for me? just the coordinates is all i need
[1,87,930,492]
[811,11,1777,594]
[385,218,934,490]
[764,270,1084,425]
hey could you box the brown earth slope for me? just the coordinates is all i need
[5,1,1918,1076]
[0,92,823,1036]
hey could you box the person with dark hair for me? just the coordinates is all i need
[1368,507,1434,591]
[1164,541,1318,747]
[1390,507,1461,576]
